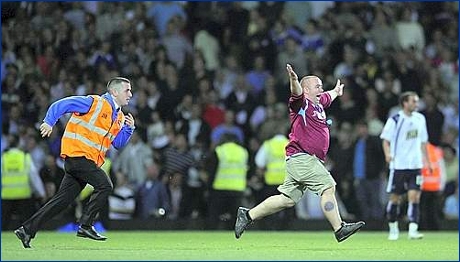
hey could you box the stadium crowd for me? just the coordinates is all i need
[1,2,458,230]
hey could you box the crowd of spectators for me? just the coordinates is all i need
[1,2,458,228]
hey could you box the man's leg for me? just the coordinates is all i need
[386,193,400,240]
[369,179,383,219]
[2,200,14,230]
[235,194,295,239]
[407,189,423,239]
[248,194,295,221]
[321,187,342,231]
[75,165,112,240]
[23,173,84,237]
[65,158,113,228]
[78,172,113,227]
[15,173,83,248]
[323,186,366,242]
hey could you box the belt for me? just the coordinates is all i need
[285,152,309,161]
[65,156,89,161]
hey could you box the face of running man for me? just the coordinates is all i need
[113,82,132,107]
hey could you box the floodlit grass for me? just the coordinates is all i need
[2,230,458,261]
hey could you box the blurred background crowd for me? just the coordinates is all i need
[1,2,458,230]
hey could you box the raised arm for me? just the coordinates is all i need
[326,79,344,102]
[286,64,303,96]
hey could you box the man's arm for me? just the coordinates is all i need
[421,142,432,171]
[112,125,135,149]
[382,139,392,164]
[112,113,136,149]
[40,96,93,137]
[286,64,302,96]
[326,79,344,102]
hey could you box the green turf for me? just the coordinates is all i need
[2,230,458,261]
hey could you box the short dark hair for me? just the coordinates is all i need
[8,134,20,149]
[399,91,418,107]
[219,133,239,144]
[106,77,130,91]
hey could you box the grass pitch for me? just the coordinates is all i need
[2,230,458,261]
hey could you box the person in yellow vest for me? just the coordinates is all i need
[205,133,249,229]
[253,126,293,226]
[2,134,46,230]
[254,126,289,203]
[15,77,135,248]
[419,142,446,230]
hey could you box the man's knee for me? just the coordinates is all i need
[407,190,421,202]
[102,182,113,192]
[321,186,336,197]
[95,179,113,193]
[280,194,296,208]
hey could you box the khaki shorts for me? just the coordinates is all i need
[277,154,336,203]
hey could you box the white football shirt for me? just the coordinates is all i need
[380,110,428,170]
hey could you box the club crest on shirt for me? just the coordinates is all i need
[312,107,326,120]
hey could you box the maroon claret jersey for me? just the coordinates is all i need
[285,92,332,161]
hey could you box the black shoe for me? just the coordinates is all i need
[234,207,252,239]
[334,221,365,242]
[14,226,32,248]
[76,226,107,241]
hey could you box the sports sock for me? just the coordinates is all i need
[386,202,399,222]
[407,202,419,223]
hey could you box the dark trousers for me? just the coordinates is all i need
[206,190,242,230]
[22,157,113,237]
[181,185,207,219]
[419,191,442,230]
[355,178,384,220]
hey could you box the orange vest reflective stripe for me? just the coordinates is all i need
[61,95,124,167]
[421,143,445,192]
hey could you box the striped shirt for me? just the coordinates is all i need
[162,147,195,176]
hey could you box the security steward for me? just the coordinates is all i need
[205,133,249,229]
[2,134,45,230]
[255,129,289,199]
[14,77,135,248]
[254,127,292,226]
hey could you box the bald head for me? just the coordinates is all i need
[299,75,324,103]
[300,75,320,89]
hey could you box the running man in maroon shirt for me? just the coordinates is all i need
[235,64,365,242]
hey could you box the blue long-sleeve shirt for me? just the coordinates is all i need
[43,92,134,150]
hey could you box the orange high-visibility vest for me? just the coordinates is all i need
[61,95,124,167]
[421,143,445,192]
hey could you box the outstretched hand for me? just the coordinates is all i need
[286,64,298,80]
[334,79,344,96]
[39,122,53,137]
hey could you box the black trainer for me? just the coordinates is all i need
[76,226,107,241]
[334,221,365,242]
[234,207,252,239]
[14,226,32,248]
